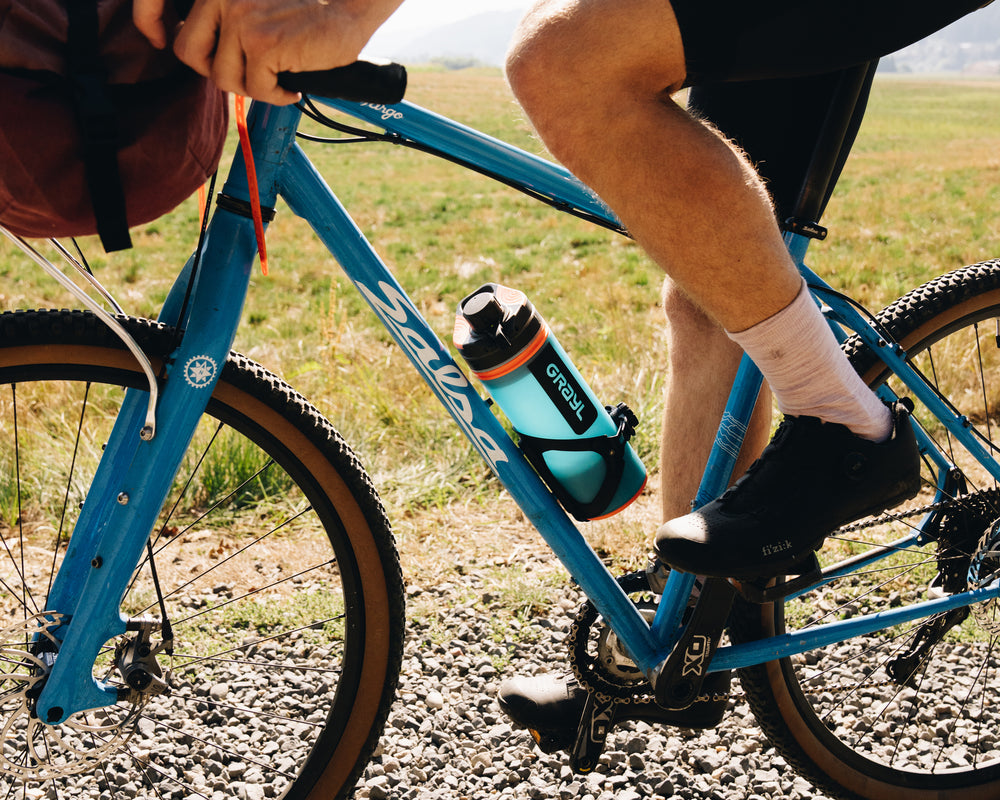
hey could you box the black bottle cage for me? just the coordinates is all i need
[516,403,638,521]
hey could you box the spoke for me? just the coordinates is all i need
[799,557,934,630]
[125,739,175,800]
[170,693,325,729]
[81,726,210,800]
[925,345,956,463]
[972,324,998,491]
[47,383,91,601]
[145,716,297,782]
[148,422,225,553]
[1,384,39,618]
[805,625,917,711]
[170,613,346,669]
[974,640,997,766]
[171,651,343,675]
[137,507,316,617]
[150,456,283,562]
[926,636,995,772]
[846,625,942,751]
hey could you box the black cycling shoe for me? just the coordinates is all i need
[496,670,731,754]
[655,400,921,580]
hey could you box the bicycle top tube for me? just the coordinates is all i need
[313,96,623,230]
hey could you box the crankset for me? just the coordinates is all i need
[563,568,733,772]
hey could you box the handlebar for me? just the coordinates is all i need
[278,60,407,104]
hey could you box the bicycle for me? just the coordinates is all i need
[3,58,1000,800]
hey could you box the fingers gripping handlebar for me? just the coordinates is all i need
[278,60,407,104]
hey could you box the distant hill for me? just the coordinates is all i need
[885,2,1000,74]
[373,5,1000,73]
[370,10,522,67]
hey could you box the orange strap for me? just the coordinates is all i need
[197,183,207,227]
[234,95,269,275]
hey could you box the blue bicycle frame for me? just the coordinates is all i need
[37,93,1000,724]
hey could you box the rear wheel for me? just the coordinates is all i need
[733,261,1000,799]
[0,310,404,799]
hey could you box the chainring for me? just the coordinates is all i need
[567,571,658,702]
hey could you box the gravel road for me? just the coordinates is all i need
[351,567,836,800]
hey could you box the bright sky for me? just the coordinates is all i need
[366,0,531,50]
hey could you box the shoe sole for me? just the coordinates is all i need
[498,672,732,754]
[508,696,731,755]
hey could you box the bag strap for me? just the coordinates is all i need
[66,0,132,251]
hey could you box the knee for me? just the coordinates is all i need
[662,279,716,340]
[505,3,689,176]
[662,279,741,369]
[505,3,586,116]
[505,1,685,133]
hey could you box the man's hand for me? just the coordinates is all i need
[133,0,405,105]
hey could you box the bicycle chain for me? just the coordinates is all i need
[567,491,998,706]
[834,497,947,535]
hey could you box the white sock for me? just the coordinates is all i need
[727,281,893,442]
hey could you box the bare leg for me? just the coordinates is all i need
[506,0,804,335]
[660,279,771,520]
[505,0,915,582]
[506,0,792,520]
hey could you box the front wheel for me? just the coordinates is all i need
[0,310,404,799]
[732,260,1000,799]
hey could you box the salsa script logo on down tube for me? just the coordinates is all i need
[357,279,509,472]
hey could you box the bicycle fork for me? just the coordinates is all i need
[32,218,257,724]
[32,103,296,726]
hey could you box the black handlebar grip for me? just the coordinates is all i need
[278,61,407,104]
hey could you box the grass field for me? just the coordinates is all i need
[2,70,1000,584]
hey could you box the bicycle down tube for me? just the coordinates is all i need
[276,107,667,676]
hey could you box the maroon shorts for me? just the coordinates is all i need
[673,0,990,84]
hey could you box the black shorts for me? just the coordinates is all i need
[674,0,991,85]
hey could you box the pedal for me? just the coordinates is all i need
[525,726,575,755]
[570,692,618,773]
[652,577,734,710]
[732,553,822,603]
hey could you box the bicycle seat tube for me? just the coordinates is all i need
[36,102,301,725]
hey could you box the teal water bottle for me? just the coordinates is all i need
[453,283,646,521]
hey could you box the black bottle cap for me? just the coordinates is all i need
[454,283,544,373]
[462,291,504,334]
